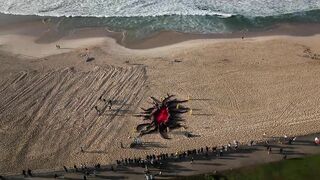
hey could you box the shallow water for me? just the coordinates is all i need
[1,0,320,40]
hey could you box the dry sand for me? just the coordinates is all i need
[1,22,320,175]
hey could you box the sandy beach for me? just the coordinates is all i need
[1,18,320,175]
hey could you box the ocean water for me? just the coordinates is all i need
[1,0,320,40]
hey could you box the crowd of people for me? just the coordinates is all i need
[112,134,319,179]
[14,134,319,179]
[112,140,248,179]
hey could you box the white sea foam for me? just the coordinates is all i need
[0,0,320,18]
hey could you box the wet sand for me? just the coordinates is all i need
[1,16,320,175]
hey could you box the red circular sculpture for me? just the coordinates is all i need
[135,94,189,139]
[154,107,170,124]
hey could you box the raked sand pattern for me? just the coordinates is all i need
[0,65,147,173]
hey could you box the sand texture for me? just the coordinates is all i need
[1,28,320,174]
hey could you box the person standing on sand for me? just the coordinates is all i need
[94,106,101,116]
[27,169,32,177]
[219,149,223,156]
[280,148,283,154]
[234,140,239,149]
[63,166,68,172]
[84,48,93,62]
[315,137,320,145]
[85,48,89,58]
[22,170,26,177]
[212,146,217,152]
[74,165,78,172]
[81,147,84,153]
[108,100,112,110]
[227,142,232,150]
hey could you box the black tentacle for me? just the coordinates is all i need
[158,123,170,139]
[163,94,175,104]
[159,130,170,139]
[141,107,156,112]
[136,123,151,131]
[150,97,161,104]
[140,126,158,136]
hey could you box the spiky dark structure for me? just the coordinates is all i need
[135,94,189,139]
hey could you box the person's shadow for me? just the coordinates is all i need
[86,57,95,62]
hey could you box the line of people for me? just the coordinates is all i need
[16,135,319,179]
[115,142,241,169]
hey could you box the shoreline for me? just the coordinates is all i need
[1,13,320,52]
[1,19,320,59]
[123,23,320,49]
